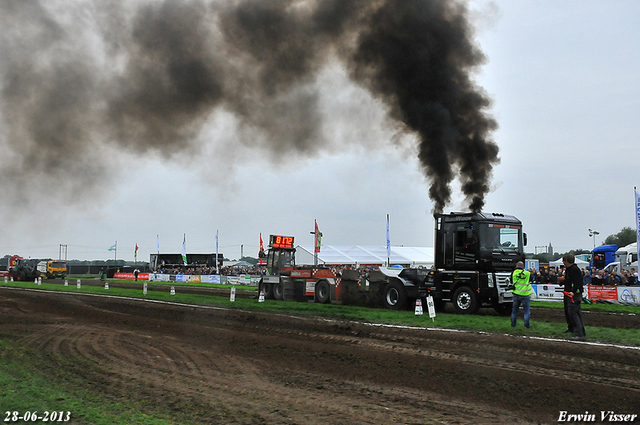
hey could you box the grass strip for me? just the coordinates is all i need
[3,280,639,346]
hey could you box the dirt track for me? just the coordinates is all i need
[1,287,639,424]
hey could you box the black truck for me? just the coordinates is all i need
[379,212,526,314]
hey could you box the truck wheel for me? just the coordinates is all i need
[315,280,331,304]
[383,281,407,310]
[453,286,478,314]
[259,282,275,300]
[273,282,284,300]
[283,278,295,301]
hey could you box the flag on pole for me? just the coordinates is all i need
[386,214,391,262]
[108,242,117,252]
[215,230,219,274]
[181,234,187,265]
[156,235,160,253]
[258,233,265,265]
[134,243,139,262]
[314,220,322,253]
[635,187,640,268]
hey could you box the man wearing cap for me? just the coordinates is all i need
[510,261,533,329]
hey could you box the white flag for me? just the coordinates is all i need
[181,234,187,265]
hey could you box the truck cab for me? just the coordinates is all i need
[376,212,526,314]
[591,244,618,270]
[46,260,68,279]
[428,212,526,314]
[265,236,296,276]
[603,242,638,275]
[435,212,526,272]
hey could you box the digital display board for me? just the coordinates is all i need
[269,235,295,249]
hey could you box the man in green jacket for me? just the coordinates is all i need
[511,261,533,329]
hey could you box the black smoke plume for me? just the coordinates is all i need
[0,0,499,212]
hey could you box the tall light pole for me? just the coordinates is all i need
[588,229,599,248]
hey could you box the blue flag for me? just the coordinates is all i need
[635,188,640,267]
[216,230,219,274]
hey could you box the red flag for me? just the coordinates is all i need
[258,233,266,262]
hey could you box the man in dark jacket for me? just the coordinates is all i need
[561,254,586,341]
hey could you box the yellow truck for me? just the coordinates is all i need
[38,260,67,279]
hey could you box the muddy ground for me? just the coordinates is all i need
[1,286,639,424]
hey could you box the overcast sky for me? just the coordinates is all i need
[0,0,638,262]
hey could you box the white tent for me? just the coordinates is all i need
[295,245,434,268]
[549,257,589,267]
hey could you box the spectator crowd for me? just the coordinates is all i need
[154,262,639,286]
[528,266,638,286]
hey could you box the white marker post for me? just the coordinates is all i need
[105,282,109,290]
[143,282,147,295]
[64,279,68,287]
[258,291,265,302]
[170,286,175,295]
[414,298,424,316]
[77,279,81,289]
[426,295,436,322]
[230,286,236,302]
[3,276,7,284]
[38,277,42,285]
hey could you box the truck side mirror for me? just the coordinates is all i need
[523,233,528,246]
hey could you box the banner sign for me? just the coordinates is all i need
[586,286,618,300]
[114,272,149,280]
[226,275,252,285]
[147,274,220,284]
[202,275,222,284]
[531,284,640,304]
[619,287,640,304]
[532,284,563,301]
[149,273,170,282]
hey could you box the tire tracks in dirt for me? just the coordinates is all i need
[2,286,640,424]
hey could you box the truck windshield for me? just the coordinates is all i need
[268,249,295,269]
[478,223,521,251]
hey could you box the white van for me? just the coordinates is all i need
[603,243,638,274]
